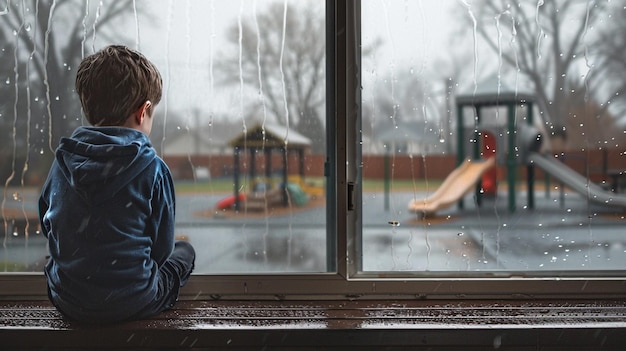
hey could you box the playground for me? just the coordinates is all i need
[408,76,626,217]
[174,78,626,273]
[172,184,626,273]
[2,169,625,274]
[9,80,626,273]
[183,78,626,221]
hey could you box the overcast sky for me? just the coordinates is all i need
[127,1,460,121]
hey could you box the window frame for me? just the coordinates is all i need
[1,0,626,302]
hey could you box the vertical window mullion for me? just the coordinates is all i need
[331,0,362,279]
[325,0,338,274]
[328,0,361,279]
[349,0,362,277]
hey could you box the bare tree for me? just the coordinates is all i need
[0,0,141,185]
[218,2,326,153]
[459,0,609,151]
[565,78,623,150]
[590,4,626,128]
[364,69,441,133]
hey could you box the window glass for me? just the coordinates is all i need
[4,0,626,287]
[0,0,327,274]
[361,0,626,273]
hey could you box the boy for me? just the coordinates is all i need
[39,45,195,324]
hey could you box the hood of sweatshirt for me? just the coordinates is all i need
[55,126,157,205]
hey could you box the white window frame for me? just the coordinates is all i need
[2,0,625,302]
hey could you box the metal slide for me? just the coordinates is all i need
[408,157,496,216]
[527,152,626,208]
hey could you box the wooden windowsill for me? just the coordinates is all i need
[2,299,626,349]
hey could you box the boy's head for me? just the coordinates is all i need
[75,45,162,131]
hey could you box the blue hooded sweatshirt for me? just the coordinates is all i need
[39,126,175,323]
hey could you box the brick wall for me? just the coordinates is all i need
[163,149,623,182]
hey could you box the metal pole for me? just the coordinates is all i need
[507,104,516,213]
[474,106,482,207]
[233,148,241,211]
[527,102,535,210]
[384,150,390,211]
[456,104,465,209]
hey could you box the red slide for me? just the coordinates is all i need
[216,193,246,210]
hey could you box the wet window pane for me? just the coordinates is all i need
[1,1,327,274]
[361,0,626,273]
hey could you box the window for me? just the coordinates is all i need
[359,0,626,277]
[1,1,328,276]
[2,0,625,300]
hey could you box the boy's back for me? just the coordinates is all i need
[39,45,195,324]
[40,126,175,322]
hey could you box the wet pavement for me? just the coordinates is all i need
[174,188,626,274]
[2,187,625,274]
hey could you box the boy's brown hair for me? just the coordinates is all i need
[75,45,162,127]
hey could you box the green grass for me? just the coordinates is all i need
[175,177,324,194]
[361,179,444,192]
[0,261,29,272]
[175,179,234,194]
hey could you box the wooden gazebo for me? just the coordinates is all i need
[228,123,311,210]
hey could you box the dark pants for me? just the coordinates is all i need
[47,241,196,324]
[133,240,196,320]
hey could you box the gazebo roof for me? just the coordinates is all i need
[456,74,535,106]
[228,122,311,149]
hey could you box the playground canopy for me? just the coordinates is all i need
[455,74,535,107]
[228,122,311,210]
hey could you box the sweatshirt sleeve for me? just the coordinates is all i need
[38,164,56,240]
[38,183,50,239]
[149,160,176,266]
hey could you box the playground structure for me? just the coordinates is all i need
[216,122,324,212]
[527,152,626,208]
[216,176,322,212]
[408,76,626,216]
[288,175,325,198]
[408,157,496,215]
[408,146,626,216]
[455,76,537,213]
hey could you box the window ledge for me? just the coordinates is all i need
[2,299,626,349]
